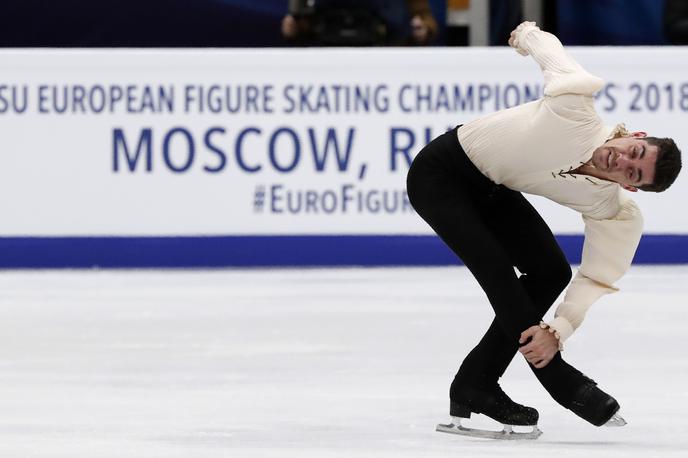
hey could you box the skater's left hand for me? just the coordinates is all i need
[518,326,559,369]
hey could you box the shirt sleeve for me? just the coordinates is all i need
[510,21,604,97]
[546,196,643,346]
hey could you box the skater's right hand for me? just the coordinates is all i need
[518,325,558,369]
[508,21,536,56]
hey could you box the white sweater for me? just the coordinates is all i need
[457,22,643,346]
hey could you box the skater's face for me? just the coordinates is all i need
[590,132,658,191]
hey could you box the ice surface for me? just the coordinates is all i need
[0,266,686,457]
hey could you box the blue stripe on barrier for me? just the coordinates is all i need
[0,234,686,268]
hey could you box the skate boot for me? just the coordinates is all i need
[437,384,542,440]
[568,379,626,427]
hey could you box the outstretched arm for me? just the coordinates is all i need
[508,21,604,97]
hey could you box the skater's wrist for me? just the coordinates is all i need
[546,316,575,345]
[539,321,563,351]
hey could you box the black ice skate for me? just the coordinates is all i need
[568,379,627,427]
[436,384,542,440]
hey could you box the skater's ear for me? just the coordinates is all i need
[621,184,638,192]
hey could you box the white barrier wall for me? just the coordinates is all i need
[0,48,686,266]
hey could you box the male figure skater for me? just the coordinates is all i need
[406,22,681,439]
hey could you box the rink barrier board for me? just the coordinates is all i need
[0,234,684,268]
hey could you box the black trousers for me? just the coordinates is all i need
[406,127,588,407]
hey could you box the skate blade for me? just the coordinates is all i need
[604,412,627,427]
[436,418,542,440]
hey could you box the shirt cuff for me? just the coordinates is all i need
[511,21,539,56]
[547,316,575,346]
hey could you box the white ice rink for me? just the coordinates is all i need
[0,266,686,457]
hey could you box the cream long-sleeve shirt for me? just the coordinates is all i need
[457,22,643,346]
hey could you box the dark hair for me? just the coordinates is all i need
[639,137,682,192]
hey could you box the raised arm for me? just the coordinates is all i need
[508,21,604,97]
[547,197,643,345]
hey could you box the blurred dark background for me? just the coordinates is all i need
[0,0,681,47]
[0,0,285,47]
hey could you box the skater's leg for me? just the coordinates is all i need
[453,190,591,406]
[407,165,542,341]
[455,190,571,382]
[408,166,546,425]
[452,191,602,407]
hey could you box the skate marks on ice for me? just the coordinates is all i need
[436,416,542,440]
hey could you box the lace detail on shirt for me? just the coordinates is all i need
[551,165,577,179]
[551,162,599,185]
